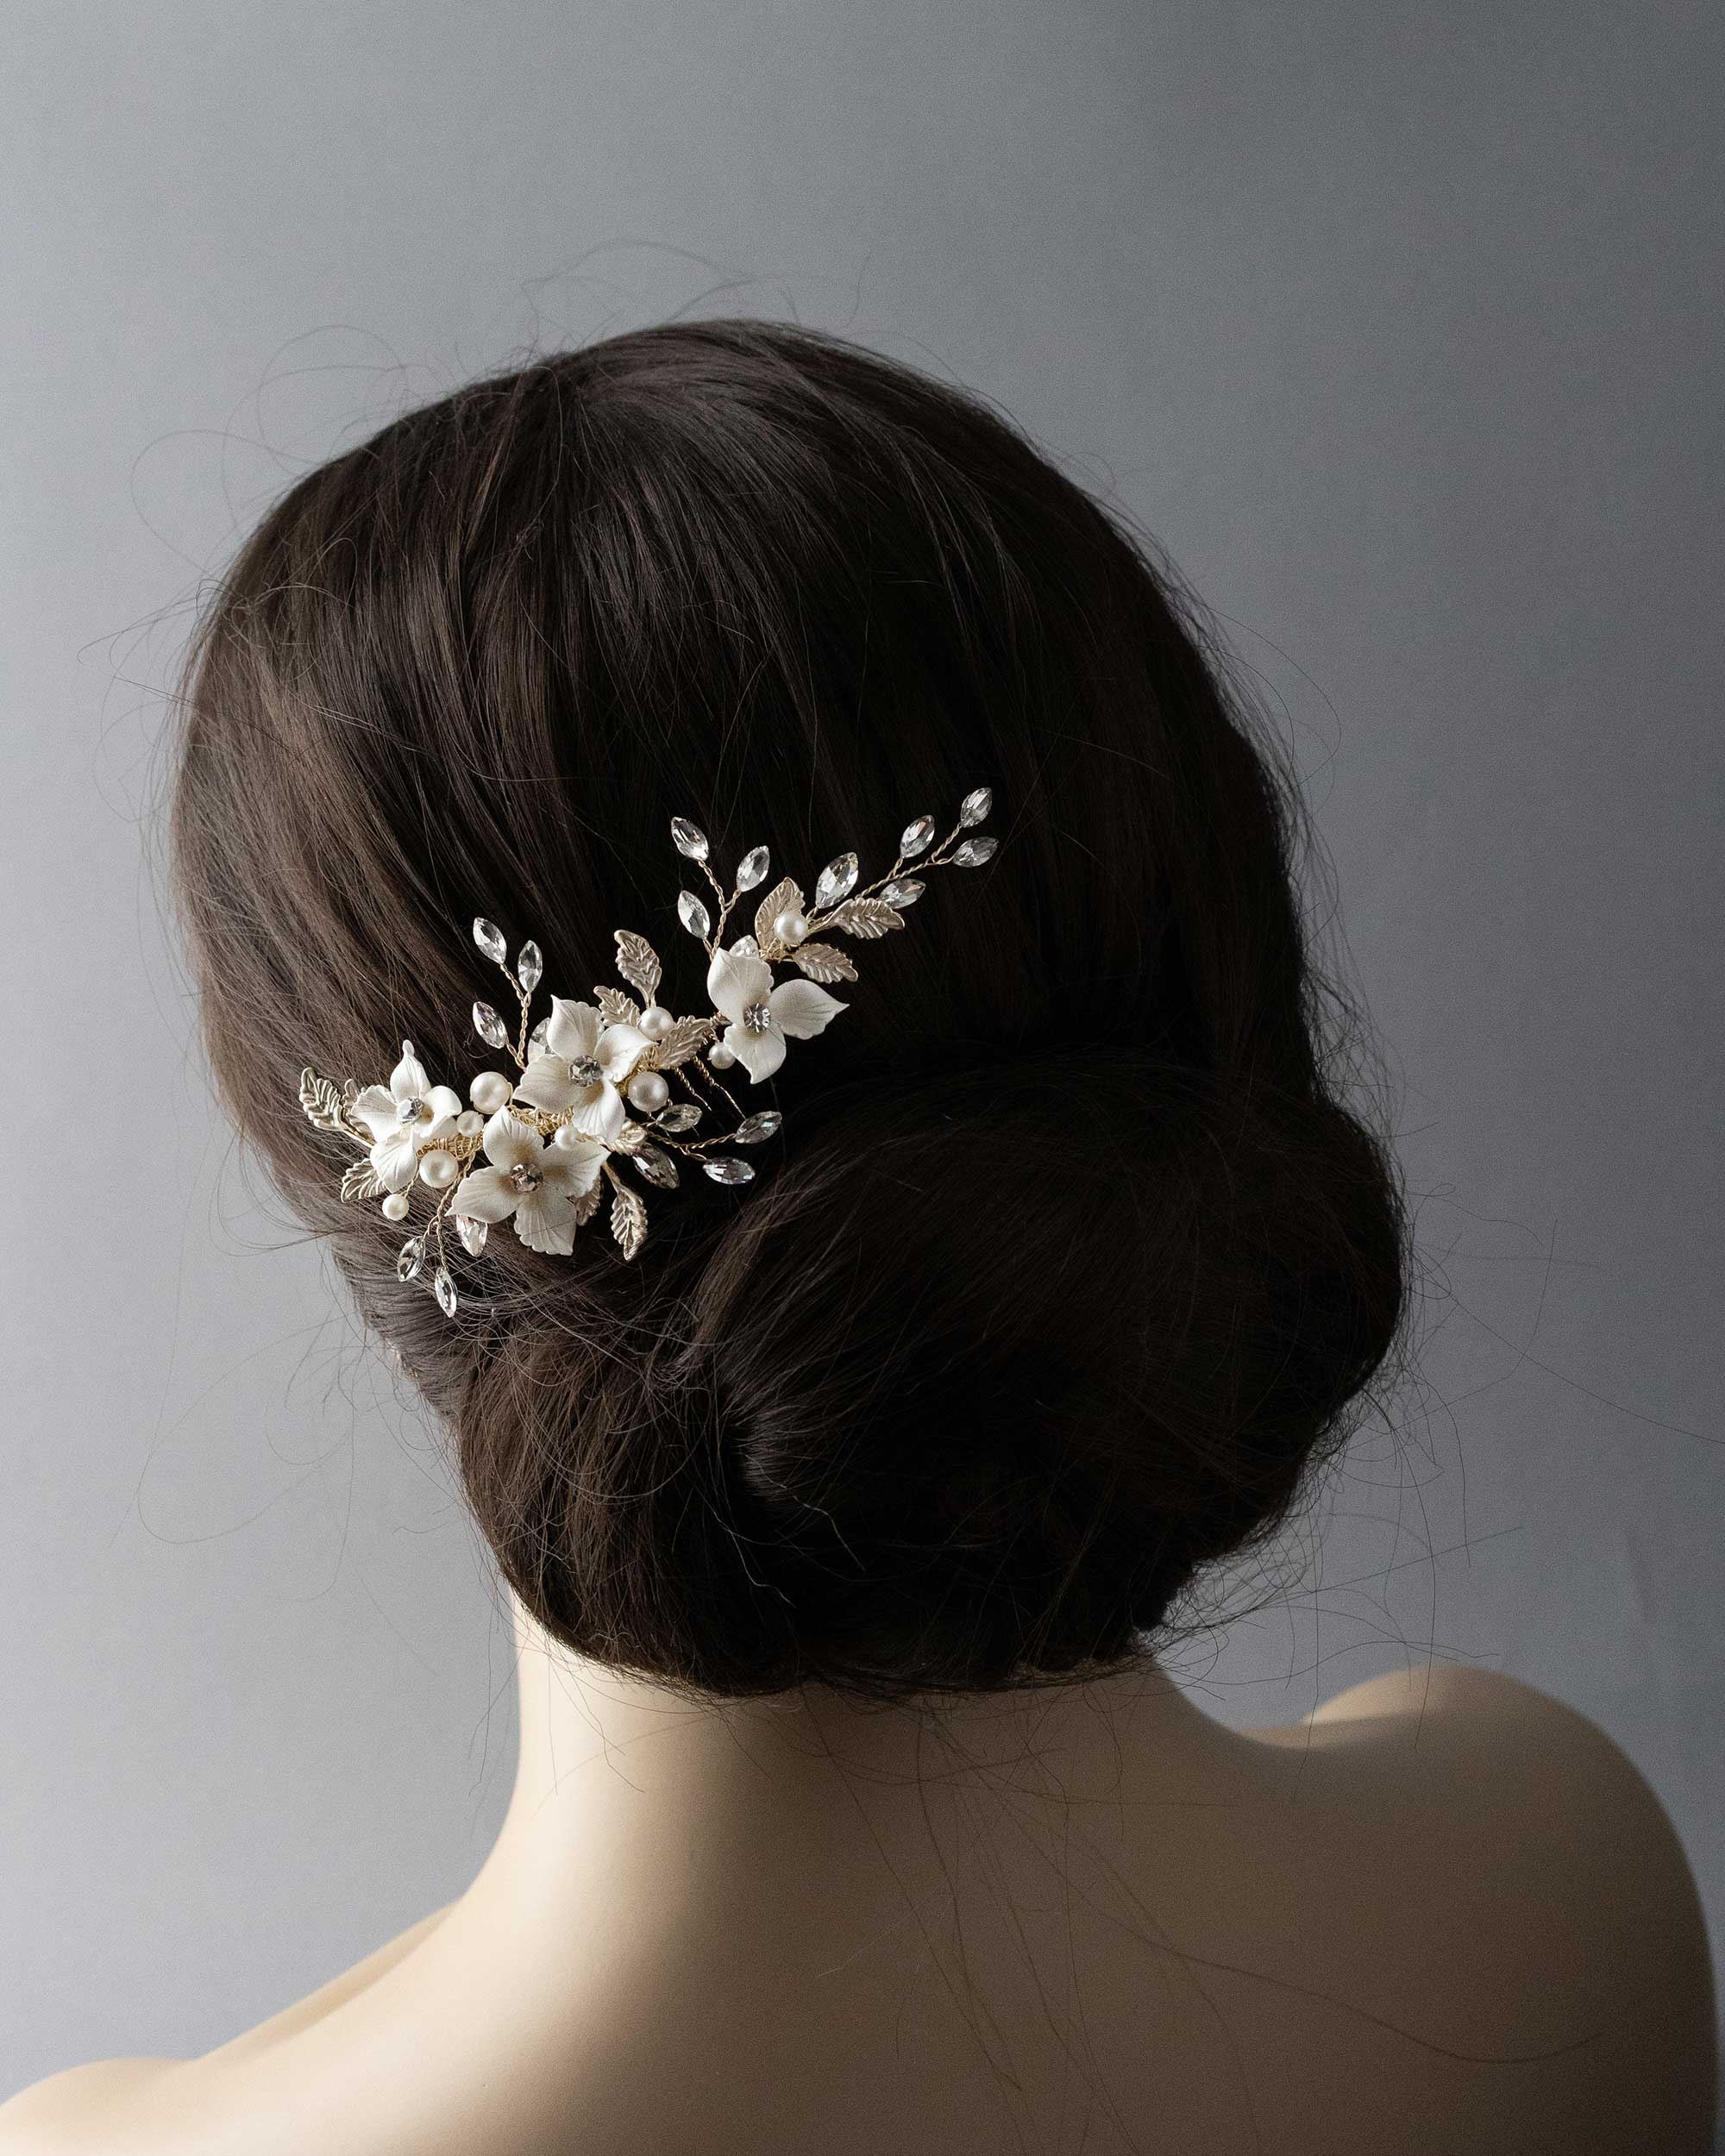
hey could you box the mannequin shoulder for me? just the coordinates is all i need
[1314,1658,1688,1803]
[0,1902,455,2154]
[1302,1664,1717,2149]
[1309,1662,1707,1899]
[0,2059,182,2152]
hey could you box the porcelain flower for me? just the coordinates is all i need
[706,950,847,1084]
[349,1041,462,1193]
[510,997,652,1141]
[450,1109,606,1257]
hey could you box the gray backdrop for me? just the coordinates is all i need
[3,0,1719,2105]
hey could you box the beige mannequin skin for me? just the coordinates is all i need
[1,1595,1714,2154]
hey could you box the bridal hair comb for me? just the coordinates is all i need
[297,787,999,1317]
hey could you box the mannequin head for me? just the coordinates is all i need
[169,319,1408,1703]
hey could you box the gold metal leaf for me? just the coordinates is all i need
[593,985,642,1027]
[341,1159,386,1203]
[609,1119,648,1154]
[336,1076,373,1140]
[610,1181,648,1261]
[570,1181,604,1229]
[298,1067,349,1133]
[614,930,662,1003]
[788,941,858,983]
[753,875,806,952]
[822,898,906,940]
[645,1016,712,1069]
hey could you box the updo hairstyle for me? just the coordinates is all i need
[168,320,1410,1702]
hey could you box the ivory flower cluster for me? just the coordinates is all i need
[296,786,998,1317]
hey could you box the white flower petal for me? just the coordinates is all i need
[768,979,848,1040]
[511,1054,581,1114]
[725,1019,787,1084]
[370,1129,420,1194]
[514,1187,579,1257]
[481,1108,542,1169]
[391,1048,431,1103]
[543,1141,604,1198]
[595,1024,652,1082]
[350,1085,399,1143]
[544,998,601,1062]
[706,950,774,1025]
[449,1164,520,1222]
[417,1088,463,1143]
[566,1080,624,1142]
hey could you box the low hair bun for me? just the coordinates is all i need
[453,1051,1406,1699]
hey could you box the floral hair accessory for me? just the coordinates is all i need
[297,787,999,1317]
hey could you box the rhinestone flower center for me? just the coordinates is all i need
[742,1000,773,1034]
[507,1163,543,1194]
[568,1056,603,1086]
[397,1095,424,1125]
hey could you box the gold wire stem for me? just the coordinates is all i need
[488,955,532,1071]
[698,857,737,953]
[683,1050,746,1121]
[654,1121,739,1156]
[637,1062,724,1157]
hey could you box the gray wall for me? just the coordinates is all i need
[3,0,1719,2100]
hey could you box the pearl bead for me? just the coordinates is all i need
[638,1004,674,1041]
[470,1070,513,1113]
[418,1148,459,1188]
[774,910,808,947]
[552,1122,588,1150]
[707,1037,736,1069]
[626,1070,670,1113]
[380,1192,410,1221]
[455,1109,483,1138]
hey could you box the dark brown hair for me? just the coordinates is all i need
[168,319,1410,1702]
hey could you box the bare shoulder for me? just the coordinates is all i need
[1304,1664,1718,2152]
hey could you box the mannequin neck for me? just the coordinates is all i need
[493,1586,1246,1871]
